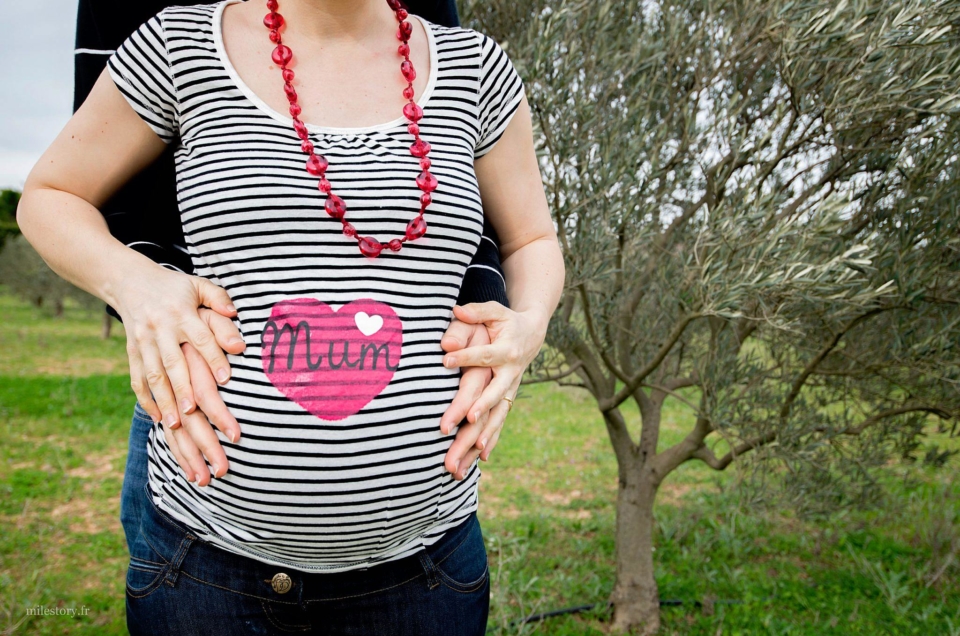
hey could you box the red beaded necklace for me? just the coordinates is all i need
[263,0,437,258]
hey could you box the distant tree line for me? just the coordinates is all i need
[0,188,105,322]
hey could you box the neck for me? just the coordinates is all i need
[281,0,396,42]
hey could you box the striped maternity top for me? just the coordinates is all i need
[107,0,525,572]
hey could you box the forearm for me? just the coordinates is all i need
[17,186,165,314]
[501,236,565,333]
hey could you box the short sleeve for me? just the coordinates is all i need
[474,34,526,159]
[106,13,179,144]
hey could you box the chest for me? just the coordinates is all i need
[219,5,433,131]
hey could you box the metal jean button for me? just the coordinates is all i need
[269,572,293,594]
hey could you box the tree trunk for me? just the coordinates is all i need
[610,464,660,634]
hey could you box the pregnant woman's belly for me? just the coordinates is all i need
[145,292,479,572]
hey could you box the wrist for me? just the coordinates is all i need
[102,256,169,317]
[518,305,551,337]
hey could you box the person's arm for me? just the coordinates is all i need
[439,36,565,475]
[17,66,242,486]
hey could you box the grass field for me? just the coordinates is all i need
[1,286,958,635]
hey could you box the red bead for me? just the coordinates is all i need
[420,193,432,206]
[419,157,431,170]
[387,0,402,10]
[293,120,308,138]
[359,236,383,258]
[388,238,404,252]
[409,139,431,157]
[398,21,413,39]
[403,102,423,122]
[272,44,292,66]
[289,104,302,117]
[263,12,284,30]
[396,27,409,42]
[342,222,357,237]
[396,8,408,20]
[325,194,347,219]
[318,178,332,193]
[284,83,297,102]
[407,123,420,136]
[400,61,416,82]
[406,215,427,240]
[269,29,281,43]
[282,68,295,82]
[301,140,313,154]
[398,43,410,57]
[306,154,328,176]
[416,170,438,193]
[402,86,415,100]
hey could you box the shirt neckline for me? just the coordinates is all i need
[212,0,439,135]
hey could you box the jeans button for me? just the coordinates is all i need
[270,572,293,594]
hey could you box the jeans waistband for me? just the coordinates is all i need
[138,482,478,604]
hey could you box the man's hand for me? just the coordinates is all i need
[160,308,245,486]
[441,321,496,480]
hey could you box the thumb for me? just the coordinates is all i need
[194,277,237,317]
[453,301,507,325]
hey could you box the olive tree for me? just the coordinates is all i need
[463,0,960,632]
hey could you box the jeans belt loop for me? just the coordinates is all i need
[417,551,441,590]
[163,533,197,587]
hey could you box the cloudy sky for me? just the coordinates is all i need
[0,0,77,189]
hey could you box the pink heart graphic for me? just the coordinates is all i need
[259,298,403,421]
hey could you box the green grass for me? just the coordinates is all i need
[0,285,958,635]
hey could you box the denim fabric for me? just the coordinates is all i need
[121,403,155,551]
[121,404,490,635]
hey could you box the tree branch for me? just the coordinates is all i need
[601,314,699,412]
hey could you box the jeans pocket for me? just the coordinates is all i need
[126,551,167,598]
[126,486,177,599]
[433,518,489,593]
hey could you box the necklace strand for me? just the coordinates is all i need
[263,0,437,258]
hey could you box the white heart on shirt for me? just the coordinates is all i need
[355,312,384,337]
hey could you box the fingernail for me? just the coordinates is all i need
[473,410,481,422]
[180,398,191,414]
[445,357,457,368]
[226,304,237,313]
[453,460,460,474]
[230,431,239,444]
[228,337,244,346]
[196,474,205,486]
[211,464,220,477]
[217,368,230,383]
[165,414,179,427]
[478,438,486,450]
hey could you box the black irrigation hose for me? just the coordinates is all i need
[485,597,768,633]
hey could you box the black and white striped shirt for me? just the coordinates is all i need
[107,0,525,571]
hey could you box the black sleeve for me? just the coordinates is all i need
[456,217,510,308]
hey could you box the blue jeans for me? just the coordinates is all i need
[120,403,490,635]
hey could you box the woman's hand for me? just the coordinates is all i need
[118,265,246,484]
[439,301,549,478]
[119,265,243,425]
